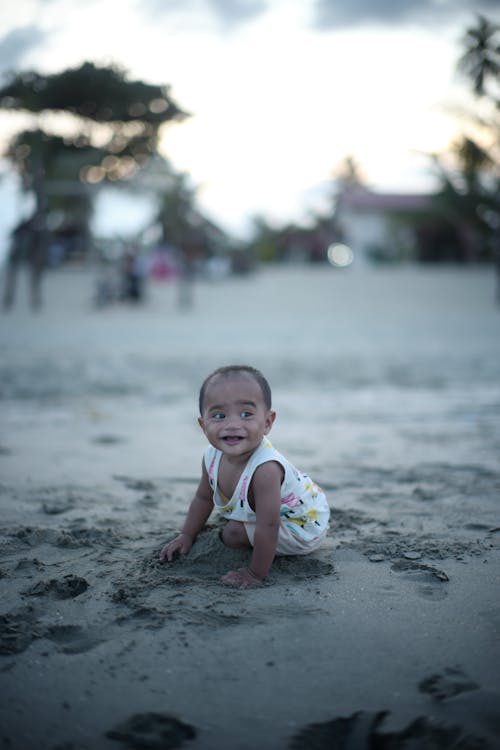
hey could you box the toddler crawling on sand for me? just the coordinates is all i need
[159,365,330,588]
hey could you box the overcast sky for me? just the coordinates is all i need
[0,0,498,238]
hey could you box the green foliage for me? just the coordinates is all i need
[457,14,500,101]
[433,15,500,262]
[0,61,190,250]
[155,170,197,246]
[7,128,107,188]
[0,61,189,173]
[0,61,188,124]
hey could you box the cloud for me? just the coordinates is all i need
[312,0,500,29]
[138,0,268,30]
[0,25,47,73]
[208,0,268,25]
[208,0,268,27]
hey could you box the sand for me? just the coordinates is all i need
[0,263,499,750]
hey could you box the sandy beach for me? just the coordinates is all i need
[1,262,499,750]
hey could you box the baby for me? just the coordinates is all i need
[159,365,330,587]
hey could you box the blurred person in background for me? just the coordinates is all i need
[2,211,50,311]
[120,245,145,304]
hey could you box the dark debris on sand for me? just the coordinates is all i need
[288,707,497,750]
[106,712,196,750]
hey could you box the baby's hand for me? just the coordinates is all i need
[221,567,264,589]
[159,533,193,562]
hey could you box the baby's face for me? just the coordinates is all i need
[198,374,275,458]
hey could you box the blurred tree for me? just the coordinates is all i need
[155,169,198,249]
[457,14,500,99]
[244,214,330,265]
[140,155,235,307]
[0,61,188,257]
[433,16,499,285]
[151,159,228,267]
[247,215,281,263]
[332,155,365,188]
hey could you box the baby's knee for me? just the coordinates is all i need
[221,521,248,549]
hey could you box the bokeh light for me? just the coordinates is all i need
[327,243,354,267]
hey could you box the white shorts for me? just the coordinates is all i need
[244,521,327,556]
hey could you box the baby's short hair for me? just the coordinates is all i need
[198,365,272,413]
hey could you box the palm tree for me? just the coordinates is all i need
[457,15,500,101]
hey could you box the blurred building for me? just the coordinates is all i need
[333,184,472,264]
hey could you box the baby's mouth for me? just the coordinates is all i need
[222,435,244,445]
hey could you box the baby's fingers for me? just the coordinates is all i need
[221,569,262,588]
[159,543,178,562]
[221,570,242,585]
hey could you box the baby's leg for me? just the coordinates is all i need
[221,520,252,549]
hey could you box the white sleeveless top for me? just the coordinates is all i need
[204,438,330,543]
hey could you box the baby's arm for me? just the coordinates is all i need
[222,461,282,586]
[247,461,282,579]
[159,462,213,562]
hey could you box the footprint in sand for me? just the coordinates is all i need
[390,559,449,600]
[106,712,196,749]
[43,623,104,654]
[272,555,335,581]
[0,607,40,655]
[23,574,89,599]
[41,495,75,515]
[419,667,479,701]
[0,608,103,656]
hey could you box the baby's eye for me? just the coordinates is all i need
[211,412,225,420]
[240,410,253,418]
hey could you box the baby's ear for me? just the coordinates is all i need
[264,410,276,433]
[198,416,206,432]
